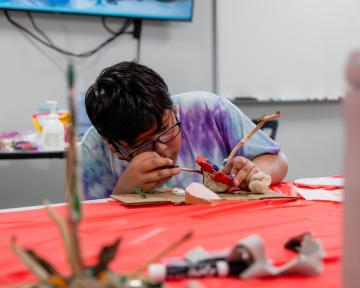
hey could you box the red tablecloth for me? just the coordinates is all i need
[0,183,342,287]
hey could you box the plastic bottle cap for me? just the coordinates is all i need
[216,261,229,277]
[46,100,58,114]
[148,263,166,280]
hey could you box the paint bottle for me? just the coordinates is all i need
[42,101,65,151]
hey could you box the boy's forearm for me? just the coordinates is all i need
[252,152,288,185]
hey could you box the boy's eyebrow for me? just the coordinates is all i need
[132,113,173,147]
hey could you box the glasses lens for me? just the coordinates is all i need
[159,123,181,144]
[129,121,181,158]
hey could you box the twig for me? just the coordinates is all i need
[26,249,67,287]
[225,111,280,165]
[66,60,83,272]
[93,238,121,278]
[44,200,78,274]
[132,231,193,275]
[11,238,49,282]
[257,112,281,123]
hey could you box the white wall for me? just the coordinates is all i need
[216,0,360,101]
[237,101,344,180]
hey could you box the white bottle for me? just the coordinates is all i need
[344,51,360,288]
[41,101,65,151]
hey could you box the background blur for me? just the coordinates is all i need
[0,0,343,208]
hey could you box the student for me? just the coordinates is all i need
[81,61,288,199]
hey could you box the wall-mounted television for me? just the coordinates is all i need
[0,0,193,21]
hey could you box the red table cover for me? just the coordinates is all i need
[0,182,342,287]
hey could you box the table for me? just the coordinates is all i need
[0,150,65,160]
[0,183,341,287]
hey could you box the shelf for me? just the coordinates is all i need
[233,98,341,105]
[0,150,65,160]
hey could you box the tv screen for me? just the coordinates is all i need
[0,0,193,21]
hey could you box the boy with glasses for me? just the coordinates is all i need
[81,62,288,199]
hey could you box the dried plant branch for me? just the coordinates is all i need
[225,111,281,165]
[11,238,49,282]
[43,200,78,274]
[66,60,83,272]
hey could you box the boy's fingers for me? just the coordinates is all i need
[141,156,174,172]
[224,156,247,175]
[140,183,157,193]
[222,162,233,174]
[233,157,248,169]
[233,160,255,186]
[233,170,247,187]
[133,151,160,161]
[141,178,170,192]
[157,178,170,186]
[144,167,181,183]
[229,157,248,176]
[241,166,260,189]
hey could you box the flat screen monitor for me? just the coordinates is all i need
[0,0,193,21]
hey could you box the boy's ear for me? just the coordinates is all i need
[172,104,178,113]
[101,135,130,161]
[108,144,117,154]
[101,135,110,145]
[101,136,117,154]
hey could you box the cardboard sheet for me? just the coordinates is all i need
[111,189,297,206]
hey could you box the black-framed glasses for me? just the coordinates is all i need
[109,110,181,160]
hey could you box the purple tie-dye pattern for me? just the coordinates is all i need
[80,91,281,199]
[179,100,226,160]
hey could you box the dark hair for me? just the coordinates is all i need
[85,61,173,145]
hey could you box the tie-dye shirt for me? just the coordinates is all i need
[80,91,281,200]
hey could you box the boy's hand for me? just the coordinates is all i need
[222,156,261,189]
[113,151,181,194]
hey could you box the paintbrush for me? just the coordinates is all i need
[179,167,203,174]
[164,165,202,174]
